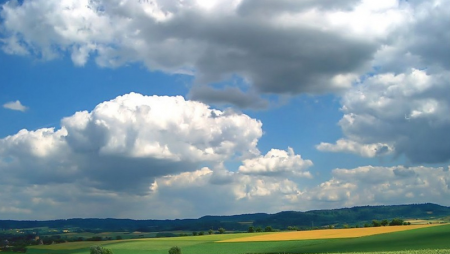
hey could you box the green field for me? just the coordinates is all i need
[25,224,450,254]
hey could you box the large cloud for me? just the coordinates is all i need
[0,93,262,196]
[317,0,450,164]
[319,69,450,163]
[0,0,399,107]
[0,93,321,219]
[2,1,449,109]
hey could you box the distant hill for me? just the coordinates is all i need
[1,203,449,232]
[253,203,450,229]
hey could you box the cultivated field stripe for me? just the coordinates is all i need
[219,224,444,242]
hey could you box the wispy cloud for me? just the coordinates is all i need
[3,100,28,112]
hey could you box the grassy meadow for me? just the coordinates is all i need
[23,224,450,254]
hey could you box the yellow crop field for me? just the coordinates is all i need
[220,224,442,242]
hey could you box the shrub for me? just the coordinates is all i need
[90,246,113,254]
[168,246,181,254]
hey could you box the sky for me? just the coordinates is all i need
[0,0,450,220]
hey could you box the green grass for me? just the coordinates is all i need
[46,231,162,240]
[336,251,450,254]
[251,251,450,254]
[30,241,120,250]
[26,224,450,254]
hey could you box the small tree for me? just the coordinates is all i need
[389,218,404,226]
[198,231,204,236]
[381,220,389,226]
[192,231,198,236]
[168,246,181,254]
[218,228,225,234]
[208,229,213,235]
[248,226,255,233]
[255,227,262,232]
[264,226,273,232]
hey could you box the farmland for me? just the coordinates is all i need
[220,224,439,242]
[22,223,450,254]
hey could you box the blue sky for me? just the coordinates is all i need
[1,0,450,220]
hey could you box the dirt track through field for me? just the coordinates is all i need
[219,224,443,242]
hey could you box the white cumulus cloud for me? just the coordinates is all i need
[0,93,263,196]
[0,92,282,219]
[238,147,313,177]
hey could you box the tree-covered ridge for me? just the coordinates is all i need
[1,203,448,232]
[255,203,450,229]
